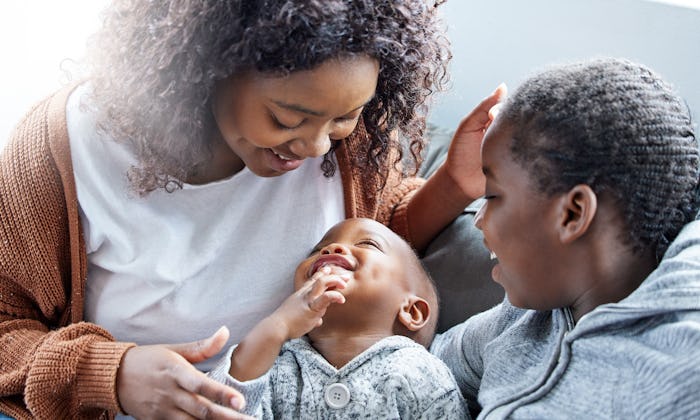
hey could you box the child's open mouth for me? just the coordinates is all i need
[308,254,354,277]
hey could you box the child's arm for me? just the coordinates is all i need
[230,266,347,381]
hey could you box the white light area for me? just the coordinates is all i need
[0,1,108,147]
[650,0,700,9]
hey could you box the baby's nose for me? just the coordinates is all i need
[321,243,349,255]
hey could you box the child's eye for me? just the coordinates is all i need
[357,239,382,250]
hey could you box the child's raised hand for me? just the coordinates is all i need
[443,83,507,199]
[272,266,348,340]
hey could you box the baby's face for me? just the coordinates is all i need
[294,218,416,311]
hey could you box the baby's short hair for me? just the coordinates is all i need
[500,57,699,258]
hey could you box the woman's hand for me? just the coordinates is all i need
[442,83,507,200]
[406,84,507,252]
[117,326,254,420]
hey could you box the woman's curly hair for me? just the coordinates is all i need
[501,57,700,258]
[86,0,451,194]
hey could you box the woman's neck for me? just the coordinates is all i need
[187,132,244,184]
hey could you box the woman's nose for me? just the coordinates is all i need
[321,243,349,255]
[474,202,486,230]
[291,130,331,158]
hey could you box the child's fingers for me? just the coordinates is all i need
[307,273,348,300]
[308,290,346,312]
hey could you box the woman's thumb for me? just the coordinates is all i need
[167,325,230,363]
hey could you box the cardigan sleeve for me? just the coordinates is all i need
[335,119,425,242]
[0,87,135,420]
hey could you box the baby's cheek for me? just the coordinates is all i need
[293,264,311,290]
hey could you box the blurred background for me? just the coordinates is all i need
[1,0,699,148]
[430,0,700,131]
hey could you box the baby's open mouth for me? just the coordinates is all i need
[309,254,354,277]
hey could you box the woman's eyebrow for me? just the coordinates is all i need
[272,95,374,118]
[273,100,325,117]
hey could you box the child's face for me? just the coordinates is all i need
[294,218,419,317]
[212,55,379,177]
[476,120,573,311]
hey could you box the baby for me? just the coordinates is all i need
[210,217,467,418]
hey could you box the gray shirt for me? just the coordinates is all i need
[210,335,468,419]
[431,220,700,419]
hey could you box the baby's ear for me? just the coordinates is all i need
[397,295,430,332]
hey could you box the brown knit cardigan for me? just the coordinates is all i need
[0,84,423,419]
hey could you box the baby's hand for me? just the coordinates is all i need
[272,266,348,340]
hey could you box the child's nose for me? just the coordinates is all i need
[321,243,349,255]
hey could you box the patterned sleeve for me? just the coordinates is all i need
[207,345,271,418]
[418,387,470,420]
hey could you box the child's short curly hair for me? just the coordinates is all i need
[500,57,699,258]
[87,0,451,193]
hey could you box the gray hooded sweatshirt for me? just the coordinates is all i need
[431,220,700,419]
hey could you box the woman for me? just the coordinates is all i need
[0,1,501,418]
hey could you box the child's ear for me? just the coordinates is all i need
[557,184,597,244]
[397,295,430,332]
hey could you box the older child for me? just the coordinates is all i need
[209,217,468,418]
[431,57,700,418]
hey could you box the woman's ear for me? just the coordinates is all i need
[556,184,597,244]
[397,295,430,332]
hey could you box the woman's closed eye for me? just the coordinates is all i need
[270,112,303,130]
[334,114,361,124]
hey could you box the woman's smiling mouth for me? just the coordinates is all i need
[271,149,298,161]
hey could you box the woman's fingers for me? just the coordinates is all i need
[456,83,507,133]
[170,385,253,419]
[167,326,230,364]
[171,360,246,412]
[117,331,252,419]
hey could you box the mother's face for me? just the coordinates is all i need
[211,55,379,177]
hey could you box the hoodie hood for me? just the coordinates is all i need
[575,220,700,332]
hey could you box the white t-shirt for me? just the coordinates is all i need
[67,84,345,371]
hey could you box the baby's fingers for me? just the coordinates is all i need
[309,290,346,312]
[308,273,348,299]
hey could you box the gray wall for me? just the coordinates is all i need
[429,0,700,130]
[1,1,698,146]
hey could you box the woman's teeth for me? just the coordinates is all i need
[490,251,498,260]
[272,150,293,161]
